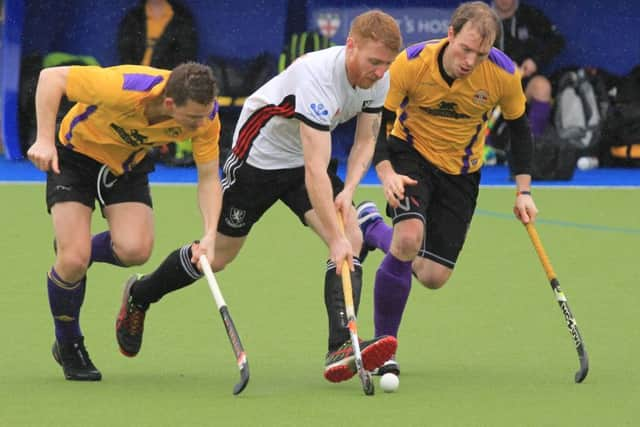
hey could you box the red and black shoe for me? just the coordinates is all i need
[324,335,397,383]
[116,275,148,357]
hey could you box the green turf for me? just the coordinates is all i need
[1,184,638,426]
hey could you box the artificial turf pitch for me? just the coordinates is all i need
[1,184,637,426]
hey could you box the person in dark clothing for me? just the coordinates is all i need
[117,0,198,69]
[493,0,565,137]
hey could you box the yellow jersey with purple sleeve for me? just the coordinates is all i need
[58,65,220,176]
[385,38,525,174]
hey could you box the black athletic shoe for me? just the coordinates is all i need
[52,337,102,381]
[372,358,400,376]
[116,275,148,357]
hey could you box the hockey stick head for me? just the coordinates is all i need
[574,347,589,383]
[359,369,375,395]
[219,306,251,396]
[233,357,250,395]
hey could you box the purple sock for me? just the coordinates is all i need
[47,268,85,343]
[374,253,412,338]
[91,231,123,266]
[528,99,551,137]
[365,220,393,254]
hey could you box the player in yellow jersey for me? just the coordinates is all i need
[27,62,221,381]
[356,2,538,376]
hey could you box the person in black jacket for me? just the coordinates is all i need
[117,0,198,69]
[493,0,565,137]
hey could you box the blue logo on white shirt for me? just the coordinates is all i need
[310,103,329,119]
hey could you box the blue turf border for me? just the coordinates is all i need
[1,157,639,187]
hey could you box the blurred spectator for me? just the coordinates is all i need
[493,0,565,137]
[117,0,198,69]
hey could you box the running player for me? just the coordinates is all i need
[118,10,403,384]
[27,62,221,381]
[356,1,538,375]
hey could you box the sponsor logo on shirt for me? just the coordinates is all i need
[309,103,329,120]
[110,123,150,147]
[419,101,470,119]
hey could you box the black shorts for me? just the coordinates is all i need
[46,145,154,215]
[386,136,480,269]
[218,160,344,237]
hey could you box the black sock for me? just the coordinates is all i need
[324,257,362,352]
[130,244,202,305]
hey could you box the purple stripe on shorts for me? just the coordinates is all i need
[122,74,164,91]
[64,105,97,142]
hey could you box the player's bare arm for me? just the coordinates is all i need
[27,66,72,174]
[191,159,223,266]
[342,112,379,200]
[513,174,538,224]
[300,122,353,273]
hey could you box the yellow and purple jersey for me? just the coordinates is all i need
[385,38,526,174]
[59,65,220,175]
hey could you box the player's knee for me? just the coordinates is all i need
[114,239,153,266]
[57,250,91,279]
[393,231,422,258]
[412,263,451,290]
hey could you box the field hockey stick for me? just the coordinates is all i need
[524,223,589,383]
[336,212,375,396]
[199,255,250,395]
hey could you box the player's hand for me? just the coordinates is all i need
[380,171,417,208]
[334,190,353,217]
[27,139,60,174]
[513,193,538,224]
[191,236,215,270]
[330,235,353,276]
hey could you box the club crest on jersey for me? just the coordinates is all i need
[165,127,182,137]
[310,103,329,120]
[473,90,489,105]
[225,207,246,229]
[316,13,340,38]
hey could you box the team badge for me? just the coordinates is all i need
[225,207,247,229]
[317,13,340,38]
[473,90,489,105]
